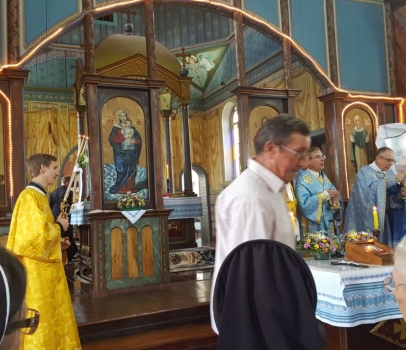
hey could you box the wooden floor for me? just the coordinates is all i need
[65,265,217,348]
[81,323,216,350]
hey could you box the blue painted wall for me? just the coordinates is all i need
[336,0,387,92]
[244,28,281,69]
[55,6,233,50]
[291,0,327,71]
[23,53,79,89]
[24,0,79,47]
[244,0,279,28]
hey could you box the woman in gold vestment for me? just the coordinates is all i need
[6,154,81,350]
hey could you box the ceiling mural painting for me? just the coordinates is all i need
[176,45,228,91]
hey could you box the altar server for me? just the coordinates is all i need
[6,154,81,350]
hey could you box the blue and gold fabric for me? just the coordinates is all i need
[344,165,399,245]
[294,169,342,235]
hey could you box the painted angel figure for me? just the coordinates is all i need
[184,49,222,88]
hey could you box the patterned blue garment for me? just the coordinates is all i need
[344,165,399,245]
[387,194,406,246]
[294,169,342,236]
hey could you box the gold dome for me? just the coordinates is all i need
[95,34,181,76]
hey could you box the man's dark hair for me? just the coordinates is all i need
[376,147,393,157]
[26,154,57,177]
[254,114,310,154]
[308,147,321,157]
[61,175,71,185]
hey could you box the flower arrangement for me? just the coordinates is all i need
[296,232,339,256]
[117,191,145,210]
[78,152,89,168]
[340,230,376,244]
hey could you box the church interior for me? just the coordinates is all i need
[2,0,406,349]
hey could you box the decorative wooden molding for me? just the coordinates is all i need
[231,86,301,98]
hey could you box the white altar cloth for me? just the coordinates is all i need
[306,258,402,327]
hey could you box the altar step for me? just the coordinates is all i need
[74,269,215,349]
[78,303,211,344]
[81,322,217,350]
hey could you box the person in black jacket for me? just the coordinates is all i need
[49,175,78,263]
[213,240,325,350]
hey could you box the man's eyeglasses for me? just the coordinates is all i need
[279,145,309,159]
[379,155,396,163]
[6,308,40,335]
[383,276,404,293]
[310,155,326,160]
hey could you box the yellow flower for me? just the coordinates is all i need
[314,244,319,250]
[307,239,311,243]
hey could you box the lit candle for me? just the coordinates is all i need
[166,165,169,179]
[373,206,379,229]
[290,211,296,233]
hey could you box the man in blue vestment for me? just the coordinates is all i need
[295,147,342,236]
[344,147,405,245]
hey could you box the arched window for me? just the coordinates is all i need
[222,101,240,182]
[231,108,240,178]
[181,170,200,196]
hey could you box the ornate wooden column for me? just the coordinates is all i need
[7,0,19,64]
[318,93,347,199]
[180,103,194,195]
[76,105,86,138]
[0,69,30,208]
[280,0,292,90]
[145,0,157,79]
[81,0,95,199]
[280,0,298,114]
[162,112,173,192]
[325,0,339,87]
[83,75,101,209]
[83,0,95,75]
[5,0,27,208]
[144,0,164,208]
[233,0,250,169]
[384,1,396,95]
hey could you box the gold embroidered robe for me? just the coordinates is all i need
[7,187,81,350]
[285,183,297,216]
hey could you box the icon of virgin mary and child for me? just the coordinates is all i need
[108,109,142,194]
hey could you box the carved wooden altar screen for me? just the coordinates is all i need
[81,74,174,296]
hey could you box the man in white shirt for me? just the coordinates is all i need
[210,114,311,334]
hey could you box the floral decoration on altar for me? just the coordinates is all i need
[78,152,89,168]
[340,230,376,251]
[296,232,339,257]
[117,191,145,210]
